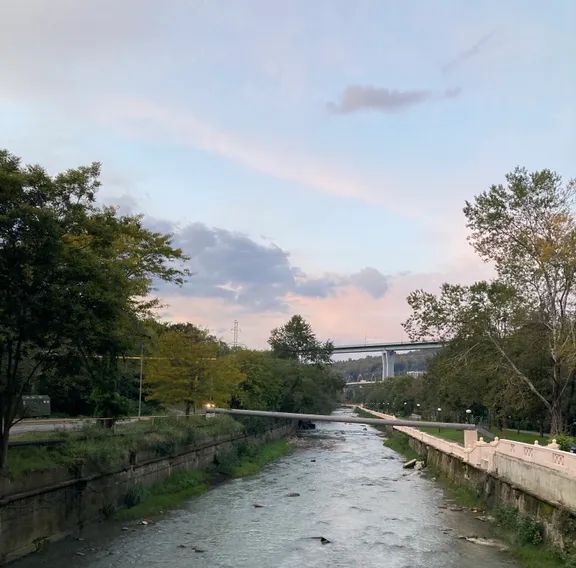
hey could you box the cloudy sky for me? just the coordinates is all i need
[1,1,574,348]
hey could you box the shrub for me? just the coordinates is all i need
[124,483,149,507]
[495,505,519,529]
[517,518,544,545]
[555,433,575,452]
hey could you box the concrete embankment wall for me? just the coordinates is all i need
[0,423,295,565]
[402,432,576,551]
[357,406,576,550]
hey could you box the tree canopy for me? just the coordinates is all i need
[0,150,188,468]
[404,168,576,433]
[268,315,333,365]
[146,325,244,415]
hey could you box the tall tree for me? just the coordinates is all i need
[268,315,333,365]
[0,150,187,468]
[146,327,244,414]
[404,168,576,433]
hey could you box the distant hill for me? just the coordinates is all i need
[333,350,438,381]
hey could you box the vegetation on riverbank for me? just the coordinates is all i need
[382,431,420,461]
[115,470,210,521]
[115,438,293,521]
[5,415,244,478]
[0,149,342,473]
[216,439,292,477]
[7,309,344,479]
[346,170,576,437]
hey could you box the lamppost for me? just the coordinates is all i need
[437,407,442,432]
[137,333,151,418]
[466,408,472,424]
[138,340,145,418]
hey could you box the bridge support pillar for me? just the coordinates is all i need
[381,350,396,379]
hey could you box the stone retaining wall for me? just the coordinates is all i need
[407,435,576,551]
[0,423,295,565]
[362,408,576,512]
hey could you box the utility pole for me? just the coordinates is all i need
[138,340,144,418]
[232,320,239,350]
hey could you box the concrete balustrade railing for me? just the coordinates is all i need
[363,409,576,478]
[361,407,576,511]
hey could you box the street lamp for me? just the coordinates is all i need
[466,408,472,424]
[138,341,144,418]
[137,333,152,418]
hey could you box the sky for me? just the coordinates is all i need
[1,1,575,348]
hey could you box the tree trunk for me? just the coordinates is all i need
[549,401,563,435]
[185,401,191,416]
[0,426,10,472]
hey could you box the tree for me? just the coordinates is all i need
[268,315,333,365]
[0,150,187,468]
[404,168,576,433]
[230,349,344,415]
[146,327,245,414]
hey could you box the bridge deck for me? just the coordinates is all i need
[332,340,441,354]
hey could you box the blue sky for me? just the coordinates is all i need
[1,1,574,346]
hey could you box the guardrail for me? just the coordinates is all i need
[362,408,576,478]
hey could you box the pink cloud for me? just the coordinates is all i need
[158,254,494,351]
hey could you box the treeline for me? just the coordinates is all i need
[39,317,343,420]
[334,351,436,381]
[400,168,576,435]
[0,150,342,470]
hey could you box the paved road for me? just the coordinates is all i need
[11,415,179,437]
[11,419,90,436]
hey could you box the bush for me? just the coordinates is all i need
[495,505,519,529]
[517,518,544,545]
[555,433,575,452]
[124,483,149,507]
[495,506,545,546]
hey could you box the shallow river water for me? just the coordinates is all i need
[14,409,519,568]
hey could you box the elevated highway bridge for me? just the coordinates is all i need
[332,340,442,381]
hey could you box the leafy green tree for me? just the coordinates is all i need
[0,150,187,468]
[229,351,286,411]
[268,315,333,365]
[146,327,245,414]
[231,349,344,415]
[404,168,576,433]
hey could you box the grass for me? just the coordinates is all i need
[220,439,292,477]
[428,467,485,509]
[382,431,420,461]
[494,429,550,445]
[511,545,568,568]
[115,438,292,520]
[4,415,245,478]
[115,470,210,521]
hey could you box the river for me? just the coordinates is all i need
[13,408,518,568]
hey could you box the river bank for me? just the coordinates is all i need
[115,438,292,521]
[0,418,295,565]
[11,408,519,568]
[381,427,573,568]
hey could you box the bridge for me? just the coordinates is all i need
[210,407,475,431]
[332,340,442,381]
